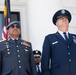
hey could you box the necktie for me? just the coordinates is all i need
[37,66,41,75]
[63,32,69,43]
[14,39,17,44]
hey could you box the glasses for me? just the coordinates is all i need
[10,25,20,29]
[34,56,40,58]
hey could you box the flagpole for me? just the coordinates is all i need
[2,0,11,40]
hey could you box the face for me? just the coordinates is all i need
[56,16,69,31]
[34,56,41,65]
[7,24,21,38]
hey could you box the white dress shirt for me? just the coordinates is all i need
[58,30,69,40]
[36,63,41,72]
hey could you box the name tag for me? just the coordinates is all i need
[52,41,58,45]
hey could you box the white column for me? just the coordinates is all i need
[27,0,62,51]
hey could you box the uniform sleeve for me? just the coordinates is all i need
[0,51,2,75]
[41,36,51,75]
[29,43,37,75]
[0,41,5,74]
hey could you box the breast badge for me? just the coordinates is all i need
[21,42,30,47]
[73,36,76,43]
[24,49,29,54]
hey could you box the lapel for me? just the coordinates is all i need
[55,32,73,45]
[68,33,73,45]
[56,32,67,44]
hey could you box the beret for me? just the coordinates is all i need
[6,21,20,30]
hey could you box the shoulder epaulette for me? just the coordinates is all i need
[0,40,6,42]
[0,40,9,45]
[22,39,31,43]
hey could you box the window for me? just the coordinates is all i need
[0,11,20,39]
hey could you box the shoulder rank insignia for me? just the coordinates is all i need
[3,41,9,45]
[0,40,9,45]
[2,41,9,48]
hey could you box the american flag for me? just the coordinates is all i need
[2,0,11,40]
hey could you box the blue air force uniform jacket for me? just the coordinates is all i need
[0,38,37,75]
[41,32,76,75]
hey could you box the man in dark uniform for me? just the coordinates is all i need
[33,50,42,75]
[0,21,37,75]
[41,9,76,75]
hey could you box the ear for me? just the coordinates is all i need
[55,21,58,26]
[6,30,8,33]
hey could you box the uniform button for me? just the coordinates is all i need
[17,50,19,52]
[69,59,71,62]
[7,49,10,51]
[18,55,20,57]
[18,60,21,63]
[19,66,21,68]
[68,52,70,55]
[26,47,27,48]
[6,45,9,48]
[68,46,69,48]
[16,45,18,47]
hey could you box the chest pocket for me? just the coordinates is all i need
[51,62,60,69]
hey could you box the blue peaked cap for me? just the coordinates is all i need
[33,50,41,57]
[6,21,20,30]
[52,9,71,25]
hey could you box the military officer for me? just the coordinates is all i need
[33,50,42,75]
[41,9,76,75]
[0,21,37,75]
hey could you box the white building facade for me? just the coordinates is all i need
[0,0,76,52]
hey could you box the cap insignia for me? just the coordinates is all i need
[36,51,38,53]
[61,9,65,14]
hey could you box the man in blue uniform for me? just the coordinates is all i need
[41,9,76,75]
[33,50,42,75]
[0,21,37,75]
